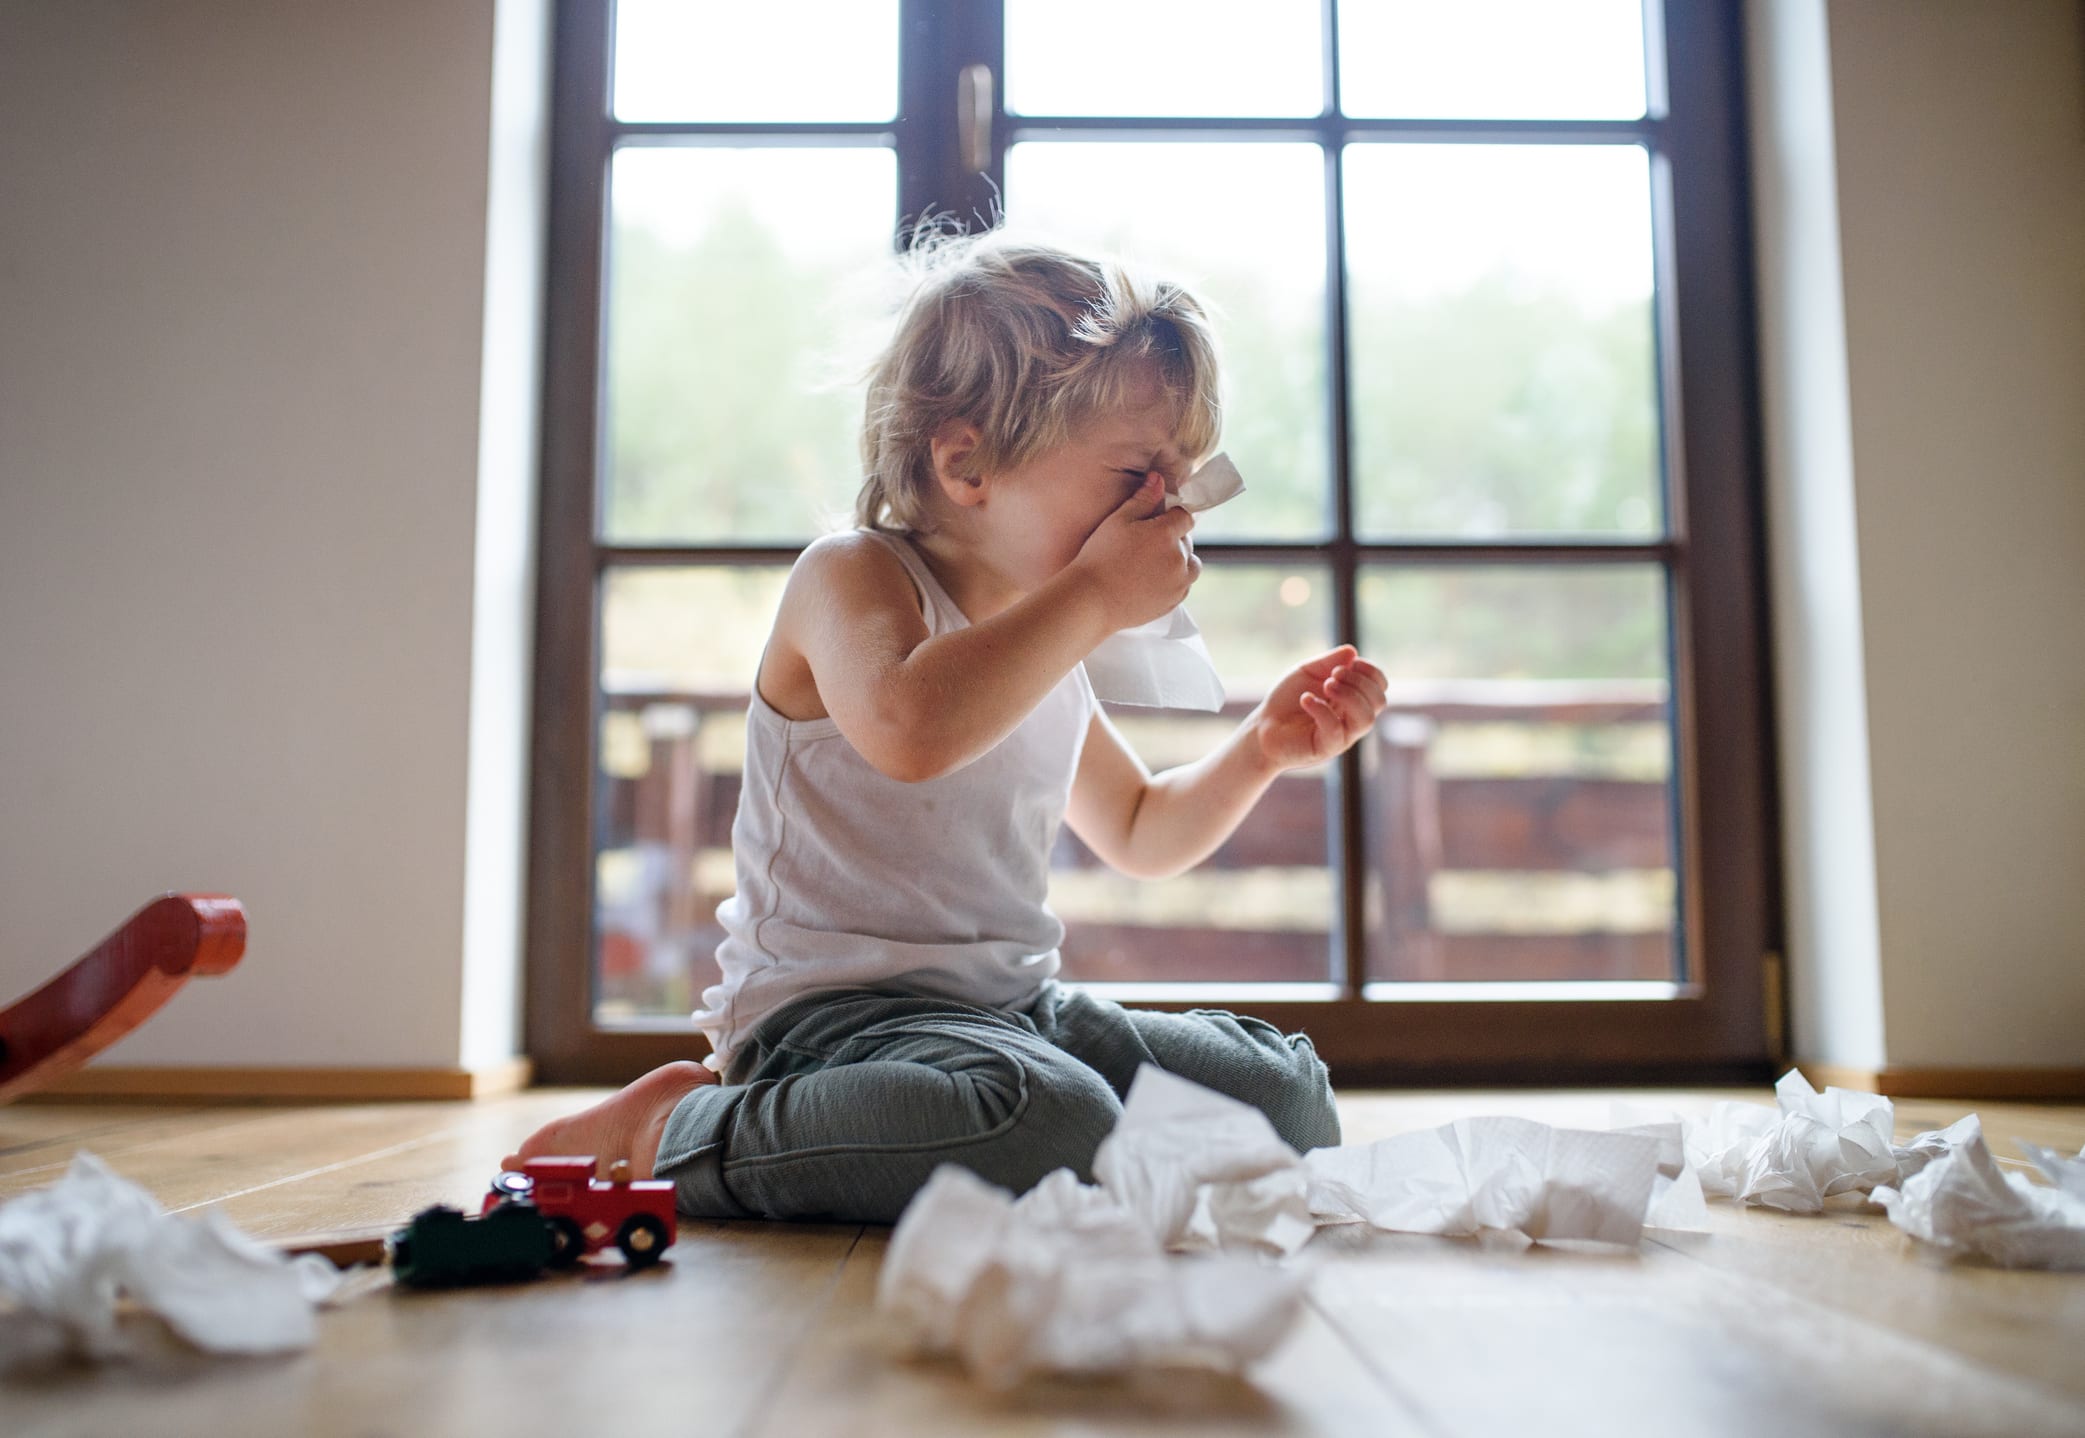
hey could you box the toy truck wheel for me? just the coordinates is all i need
[546,1216,586,1267]
[616,1214,671,1268]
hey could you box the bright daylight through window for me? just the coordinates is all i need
[532,0,1773,1081]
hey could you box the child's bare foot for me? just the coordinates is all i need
[500,1060,719,1179]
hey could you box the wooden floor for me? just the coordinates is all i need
[3,1087,2083,1437]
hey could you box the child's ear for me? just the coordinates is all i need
[929,419,987,507]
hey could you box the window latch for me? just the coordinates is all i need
[957,63,994,175]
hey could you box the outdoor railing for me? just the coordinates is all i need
[593,680,1674,1017]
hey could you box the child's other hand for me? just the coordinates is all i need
[1249,645,1389,772]
[1070,473,1200,631]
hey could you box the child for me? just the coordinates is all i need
[505,234,1390,1222]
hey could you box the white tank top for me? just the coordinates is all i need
[691,528,1097,1069]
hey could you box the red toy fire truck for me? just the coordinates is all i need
[481,1156,676,1268]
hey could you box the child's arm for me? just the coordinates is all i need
[1065,646,1388,880]
[781,479,1195,783]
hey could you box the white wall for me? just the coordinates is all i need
[1753,0,2085,1069]
[461,0,552,1070]
[1748,0,1889,1070]
[1829,0,2085,1067]
[0,1,547,1069]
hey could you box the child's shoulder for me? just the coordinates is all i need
[783,528,926,620]
[762,531,931,723]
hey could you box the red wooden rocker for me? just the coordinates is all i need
[0,894,246,1104]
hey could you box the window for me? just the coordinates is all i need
[528,0,1775,1083]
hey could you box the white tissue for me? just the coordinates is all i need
[1304,1117,1664,1247]
[1676,1071,1980,1214]
[2023,1140,2085,1203]
[1891,1114,1984,1183]
[0,1151,341,1358]
[1682,1099,1783,1199]
[1872,1119,2085,1269]
[1609,1116,1712,1232]
[1643,1162,1712,1231]
[1091,1065,1314,1257]
[883,1067,2037,1387]
[877,1165,1306,1388]
[1082,452,1246,710]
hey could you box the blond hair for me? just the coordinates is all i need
[856,231,1222,533]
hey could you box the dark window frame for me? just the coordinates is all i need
[526,0,1779,1085]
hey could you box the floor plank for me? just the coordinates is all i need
[1647,1211,2085,1406]
[4,1219,865,1438]
[1892,1098,2085,1154]
[2,1085,2081,1437]
[1324,1086,2085,1424]
[180,1092,606,1241]
[1307,1223,2085,1438]
[742,1227,1433,1438]
[0,1091,583,1208]
[0,1105,219,1171]
[1642,1104,2085,1405]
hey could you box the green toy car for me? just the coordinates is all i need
[388,1199,556,1288]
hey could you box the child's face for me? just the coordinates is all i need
[980,371,1189,590]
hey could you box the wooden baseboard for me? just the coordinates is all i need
[1796,1061,2085,1101]
[21,1057,535,1103]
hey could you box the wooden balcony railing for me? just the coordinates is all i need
[592,681,1674,1015]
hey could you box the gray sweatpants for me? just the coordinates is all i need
[654,983,1341,1222]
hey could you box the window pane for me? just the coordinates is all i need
[594,565,789,1022]
[1339,0,1647,120]
[613,0,898,122]
[1345,143,1659,539]
[1006,0,1321,117]
[603,147,896,545]
[1005,143,1328,541]
[1356,565,1677,985]
[1056,563,1337,984]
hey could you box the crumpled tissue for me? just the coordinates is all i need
[1682,1070,1980,1214]
[874,1068,1316,1384]
[1608,1114,1712,1232]
[1083,452,1245,711]
[1090,1064,1315,1257]
[1872,1118,2085,1270]
[884,1066,1972,1386]
[0,1151,341,1358]
[877,1165,1306,1388]
[1305,1117,1667,1248]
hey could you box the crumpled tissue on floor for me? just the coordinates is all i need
[1304,1117,1674,1248]
[1872,1118,2085,1270]
[877,1164,1307,1388]
[876,1066,1688,1383]
[1090,1063,1317,1257]
[0,1151,341,1359]
[1096,1066,1688,1255]
[1681,1071,1982,1214]
[877,1070,1317,1385]
[879,1060,2085,1381]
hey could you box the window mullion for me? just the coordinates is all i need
[529,0,619,1076]
[1327,217,1368,988]
[897,0,1003,241]
[1318,0,1365,998]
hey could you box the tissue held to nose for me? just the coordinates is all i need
[1084,452,1245,711]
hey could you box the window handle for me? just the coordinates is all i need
[957,63,994,174]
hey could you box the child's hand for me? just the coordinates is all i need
[1249,645,1389,772]
[1070,473,1200,631]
